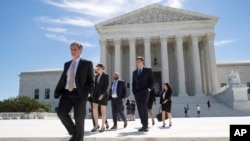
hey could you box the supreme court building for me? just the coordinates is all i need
[19,4,250,113]
[95,4,219,97]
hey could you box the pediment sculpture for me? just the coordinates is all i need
[104,7,210,26]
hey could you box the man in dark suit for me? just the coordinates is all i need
[54,42,94,141]
[132,56,155,132]
[109,72,128,129]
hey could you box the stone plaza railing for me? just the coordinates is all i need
[0,112,58,120]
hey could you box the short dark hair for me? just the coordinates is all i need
[96,63,105,70]
[136,56,144,61]
[70,42,83,50]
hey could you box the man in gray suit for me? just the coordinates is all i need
[54,42,94,141]
[132,56,155,132]
[109,72,128,129]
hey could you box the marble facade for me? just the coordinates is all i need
[95,4,219,97]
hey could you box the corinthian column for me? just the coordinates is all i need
[144,37,151,67]
[207,34,219,93]
[114,39,121,75]
[129,38,136,97]
[100,39,107,67]
[175,36,187,96]
[191,35,203,95]
[160,36,169,83]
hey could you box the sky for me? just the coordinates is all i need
[0,0,249,100]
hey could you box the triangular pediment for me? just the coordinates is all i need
[96,4,218,27]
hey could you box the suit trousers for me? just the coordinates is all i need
[111,98,126,126]
[57,90,86,141]
[134,90,150,128]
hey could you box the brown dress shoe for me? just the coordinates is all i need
[111,126,117,130]
[124,120,128,128]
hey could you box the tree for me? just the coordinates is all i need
[0,96,52,112]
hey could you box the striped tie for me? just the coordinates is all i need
[68,60,76,91]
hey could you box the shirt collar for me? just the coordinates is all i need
[73,57,80,62]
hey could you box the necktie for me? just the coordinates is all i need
[138,68,142,75]
[68,60,76,91]
[112,80,117,93]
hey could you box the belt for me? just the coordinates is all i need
[112,97,118,100]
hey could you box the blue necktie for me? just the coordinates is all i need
[138,68,142,75]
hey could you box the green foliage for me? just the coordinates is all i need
[0,96,52,112]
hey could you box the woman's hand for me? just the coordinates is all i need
[163,100,168,104]
[98,94,104,100]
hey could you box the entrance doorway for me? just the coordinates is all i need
[153,71,162,95]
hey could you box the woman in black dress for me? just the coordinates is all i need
[160,83,173,127]
[92,64,109,132]
[148,87,156,125]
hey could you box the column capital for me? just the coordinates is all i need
[113,38,121,43]
[160,36,168,42]
[128,37,136,44]
[175,35,183,42]
[206,33,215,41]
[191,35,199,42]
[143,37,151,42]
[99,39,106,46]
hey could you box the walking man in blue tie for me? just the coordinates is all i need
[132,56,155,132]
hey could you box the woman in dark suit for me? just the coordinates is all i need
[91,64,109,132]
[160,83,173,127]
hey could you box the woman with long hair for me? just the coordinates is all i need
[160,83,173,127]
[91,64,109,132]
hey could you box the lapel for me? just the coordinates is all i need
[75,59,82,76]
[98,73,105,85]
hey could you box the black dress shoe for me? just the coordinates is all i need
[69,135,75,141]
[105,121,109,129]
[99,127,105,132]
[162,123,166,127]
[91,126,98,132]
[138,127,148,132]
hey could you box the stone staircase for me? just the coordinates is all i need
[149,95,250,118]
[103,95,250,119]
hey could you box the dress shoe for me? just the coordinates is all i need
[69,135,75,141]
[91,126,98,132]
[138,127,148,132]
[105,121,109,129]
[169,122,172,127]
[152,119,155,126]
[162,123,166,127]
[124,120,128,128]
[99,127,105,132]
[111,125,117,130]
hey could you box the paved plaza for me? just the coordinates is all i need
[0,116,249,141]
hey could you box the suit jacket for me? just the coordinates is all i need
[132,67,155,94]
[160,89,172,104]
[109,80,127,99]
[54,58,94,101]
[93,73,109,97]
[148,88,156,103]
